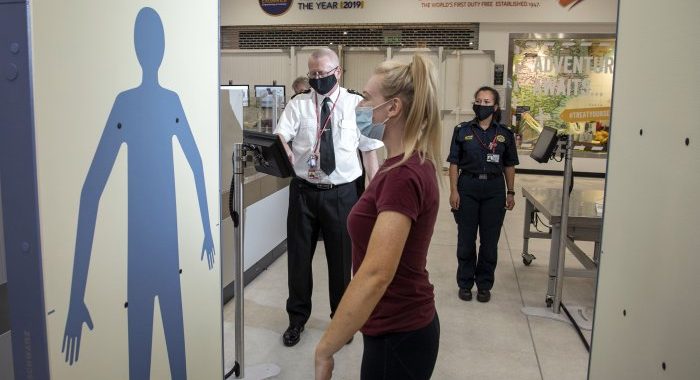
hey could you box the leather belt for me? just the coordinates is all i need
[460,172,501,180]
[295,177,348,190]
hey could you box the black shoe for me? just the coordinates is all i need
[476,289,491,303]
[283,324,304,347]
[458,288,472,301]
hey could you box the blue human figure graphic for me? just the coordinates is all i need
[61,8,214,379]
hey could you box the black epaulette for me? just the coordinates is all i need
[456,121,471,130]
[290,88,311,100]
[347,89,365,99]
[497,123,516,135]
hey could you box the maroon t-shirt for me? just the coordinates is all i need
[348,152,439,336]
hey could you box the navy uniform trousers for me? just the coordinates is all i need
[454,174,506,291]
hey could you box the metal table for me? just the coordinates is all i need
[521,187,604,308]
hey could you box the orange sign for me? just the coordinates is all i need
[560,107,611,122]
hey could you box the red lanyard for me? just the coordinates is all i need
[313,91,341,154]
[471,125,498,153]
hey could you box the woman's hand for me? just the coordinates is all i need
[315,347,335,380]
[505,194,515,210]
[449,190,460,210]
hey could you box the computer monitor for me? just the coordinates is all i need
[254,85,286,107]
[242,130,294,178]
[221,84,249,106]
[530,126,560,163]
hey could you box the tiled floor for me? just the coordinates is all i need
[223,173,604,379]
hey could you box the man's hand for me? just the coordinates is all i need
[62,300,94,365]
[277,134,294,164]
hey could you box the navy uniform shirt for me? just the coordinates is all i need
[447,119,519,174]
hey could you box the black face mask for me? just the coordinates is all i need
[473,104,496,121]
[309,74,337,95]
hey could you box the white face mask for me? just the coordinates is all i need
[355,99,393,140]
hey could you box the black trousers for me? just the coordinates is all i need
[454,174,506,291]
[361,314,440,380]
[286,178,357,326]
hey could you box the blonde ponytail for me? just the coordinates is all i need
[375,55,442,179]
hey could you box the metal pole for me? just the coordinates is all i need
[455,50,462,126]
[553,134,574,313]
[272,96,278,133]
[226,144,281,379]
[232,143,245,378]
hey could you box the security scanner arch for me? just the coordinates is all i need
[1,2,222,379]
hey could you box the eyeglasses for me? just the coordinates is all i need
[473,100,495,106]
[307,66,338,79]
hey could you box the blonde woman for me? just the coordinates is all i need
[315,55,442,380]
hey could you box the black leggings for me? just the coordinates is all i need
[361,314,440,380]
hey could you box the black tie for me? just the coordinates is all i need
[319,97,335,175]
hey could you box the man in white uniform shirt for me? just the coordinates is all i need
[274,48,382,347]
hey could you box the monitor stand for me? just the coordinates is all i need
[225,142,284,380]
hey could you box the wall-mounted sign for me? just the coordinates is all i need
[226,0,618,25]
[297,1,365,11]
[509,36,615,148]
[494,64,504,85]
[560,106,610,123]
[419,0,586,10]
[259,0,294,16]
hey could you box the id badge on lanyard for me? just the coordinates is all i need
[487,140,500,163]
[307,154,319,179]
[308,92,341,179]
[472,126,500,164]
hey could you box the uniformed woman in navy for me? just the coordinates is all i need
[447,86,519,303]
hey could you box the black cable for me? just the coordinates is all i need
[225,153,241,379]
[533,212,551,233]
[224,362,240,379]
[560,303,591,352]
[228,176,239,227]
[228,160,240,228]
[568,162,575,196]
[533,215,544,232]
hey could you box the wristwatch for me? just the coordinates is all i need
[507,190,516,195]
